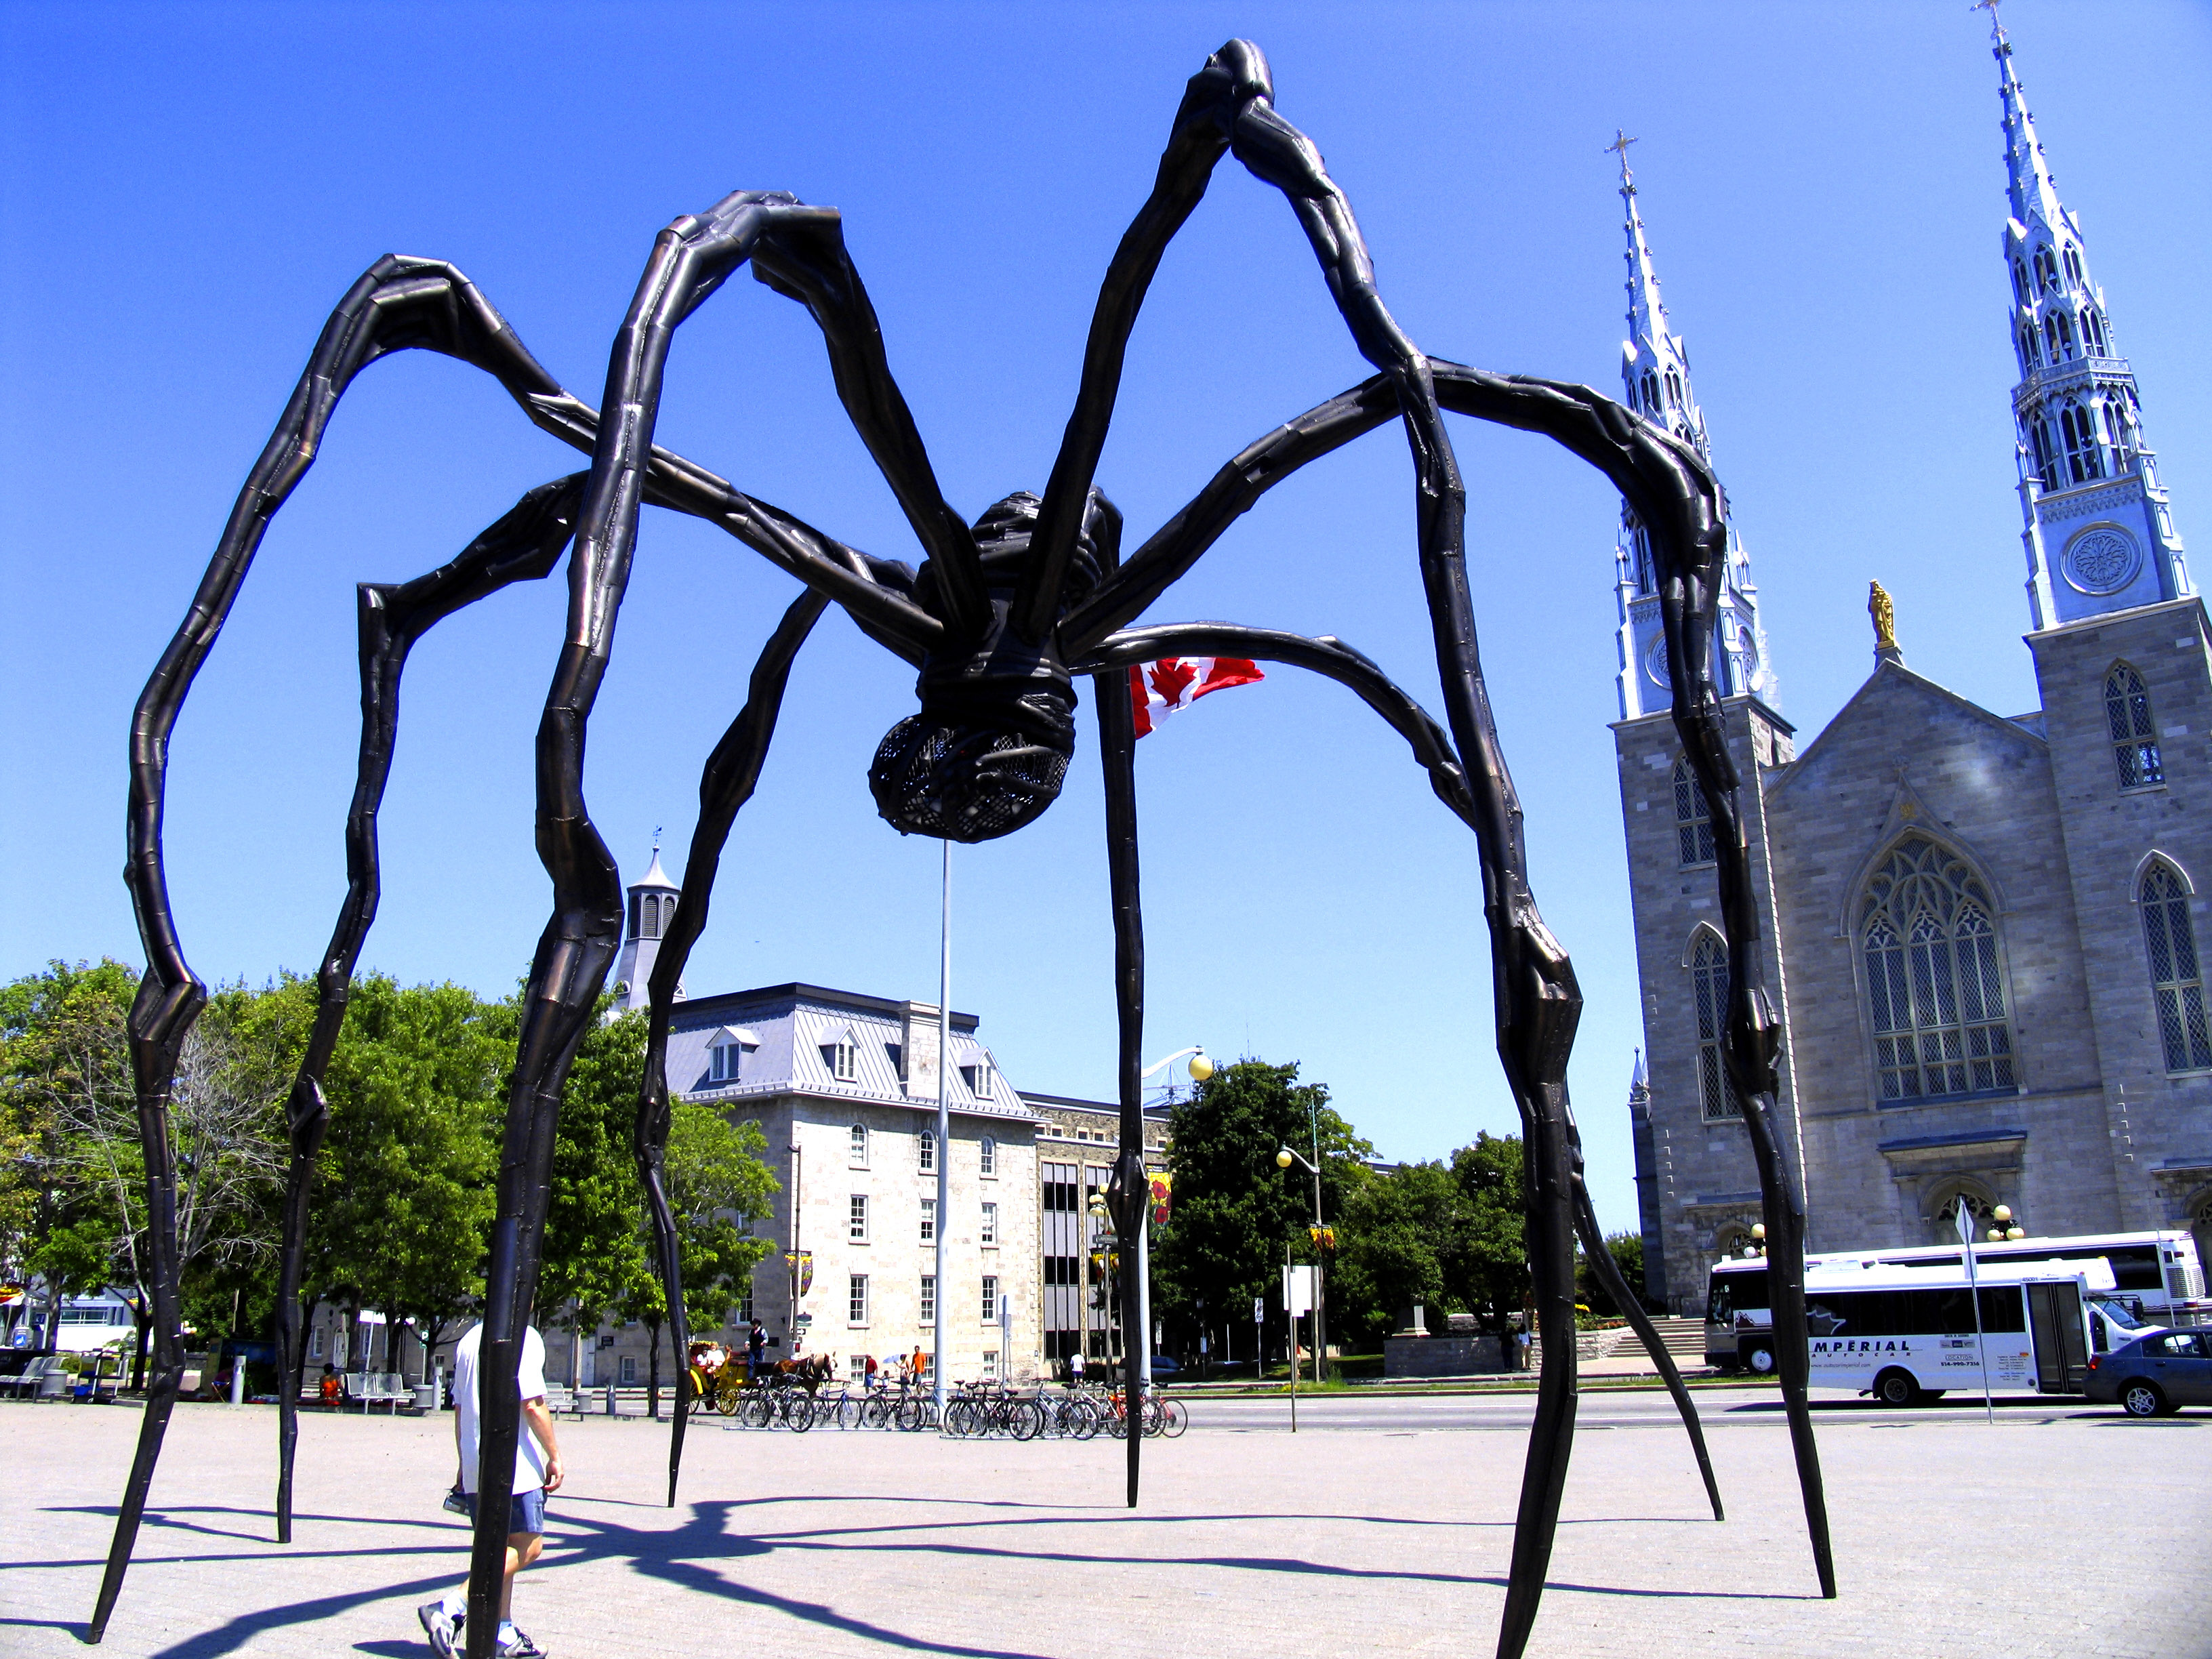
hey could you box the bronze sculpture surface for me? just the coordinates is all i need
[101,41,1828,1659]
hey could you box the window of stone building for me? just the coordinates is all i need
[1860,836,2016,1102]
[2192,1199,2212,1297]
[1932,1189,1992,1242]
[2106,665,2164,790]
[979,1136,998,1178]
[849,1193,869,1242]
[848,1273,869,1326]
[2139,861,2212,1071]
[738,1282,754,1325]
[2030,417,2060,490]
[310,1326,324,1360]
[2017,323,2039,373]
[920,1197,936,1243]
[980,1201,998,1246]
[827,1040,857,1082]
[849,1123,869,1167]
[2059,400,2102,483]
[920,1275,935,1326]
[1690,933,1738,1124]
[983,1350,1000,1380]
[2035,246,2058,291]
[981,1275,998,1325]
[2062,243,2085,285]
[710,1041,743,1084]
[1673,758,1717,867]
[919,1130,937,1172]
[2010,258,2028,305]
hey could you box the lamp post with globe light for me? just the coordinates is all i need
[1988,1204,2026,1242]
[1128,1048,1210,1392]
[1277,1144,1332,1382]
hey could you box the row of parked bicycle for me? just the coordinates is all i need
[699,1375,1188,1439]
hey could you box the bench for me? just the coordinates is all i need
[342,1371,413,1413]
[1,1354,67,1401]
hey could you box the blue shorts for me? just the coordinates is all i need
[457,1486,546,1536]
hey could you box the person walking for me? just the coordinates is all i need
[1068,1347,1086,1387]
[417,1320,565,1659]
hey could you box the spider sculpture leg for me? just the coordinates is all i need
[631,588,829,1508]
[1080,622,1723,1525]
[1034,46,1584,1656]
[103,234,935,1634]
[1090,650,1151,1508]
[272,475,587,1542]
[459,184,971,1655]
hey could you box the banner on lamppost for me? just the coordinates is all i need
[784,1250,814,1296]
[1148,1171,1172,1227]
[1282,1265,1315,1319]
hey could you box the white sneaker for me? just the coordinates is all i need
[416,1600,457,1658]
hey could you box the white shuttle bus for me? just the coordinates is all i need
[1790,1255,2109,1406]
[1705,1229,2204,1372]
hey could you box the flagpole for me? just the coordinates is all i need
[934,837,951,1428]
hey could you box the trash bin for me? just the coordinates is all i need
[412,1382,438,1412]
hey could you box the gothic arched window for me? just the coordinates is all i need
[2034,246,2059,291]
[2010,259,2029,304]
[1933,1187,1992,1242]
[1673,758,1717,867]
[1860,836,2015,1103]
[2083,308,2108,356]
[2044,308,2075,363]
[2060,401,2102,483]
[2101,392,2133,467]
[1640,369,1660,413]
[2061,243,2085,285]
[2139,861,2211,1072]
[1690,933,1738,1124]
[2106,663,2163,789]
[2018,323,2039,372]
[1664,369,1683,408]
[2029,417,2060,489]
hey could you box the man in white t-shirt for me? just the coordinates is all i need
[417,1322,565,1659]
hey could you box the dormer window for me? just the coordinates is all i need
[960,1061,994,1100]
[885,1042,904,1080]
[820,1031,859,1082]
[705,1026,757,1086]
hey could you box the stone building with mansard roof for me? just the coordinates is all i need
[1618,17,2209,1311]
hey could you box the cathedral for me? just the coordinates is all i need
[1619,16,2209,1311]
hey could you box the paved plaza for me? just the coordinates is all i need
[3,1387,2203,1659]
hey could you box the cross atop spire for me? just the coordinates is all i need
[1605,128,1638,182]
[1972,0,2005,46]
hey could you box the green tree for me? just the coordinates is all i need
[1151,1059,1371,1370]
[1578,1229,1654,1318]
[308,975,505,1385]
[1446,1132,1529,1334]
[0,960,139,1334]
[1330,1160,1458,1348]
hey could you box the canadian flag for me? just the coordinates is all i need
[1128,657,1265,737]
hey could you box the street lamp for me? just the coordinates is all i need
[1277,1145,1332,1382]
[1126,1048,1210,1394]
[1989,1204,2025,1243]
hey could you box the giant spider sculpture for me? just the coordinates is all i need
[98,41,1832,1659]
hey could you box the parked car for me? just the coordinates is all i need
[2083,1328,2212,1416]
[1147,1355,1181,1378]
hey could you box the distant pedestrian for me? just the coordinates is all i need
[746,1319,766,1381]
[417,1321,565,1659]
[319,1364,340,1406]
[909,1344,926,1383]
[1068,1349,1086,1387]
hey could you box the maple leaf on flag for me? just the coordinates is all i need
[1128,657,1265,737]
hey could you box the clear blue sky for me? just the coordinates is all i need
[2,2,2206,1235]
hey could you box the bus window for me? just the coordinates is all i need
[1707,1269,1769,1327]
[2102,1246,2164,1293]
[1978,1286,2028,1332]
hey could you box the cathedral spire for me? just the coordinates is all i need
[1986,7,2188,629]
[1607,135,1773,720]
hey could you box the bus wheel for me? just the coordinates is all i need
[1745,1345,1776,1375]
[2122,1380,2169,1418]
[1873,1368,1920,1408]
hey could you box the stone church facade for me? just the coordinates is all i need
[1618,20,2212,1311]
